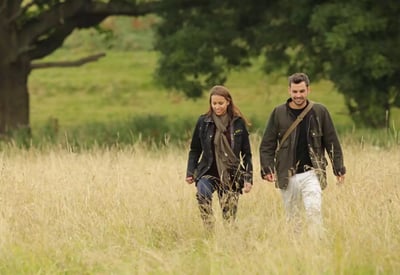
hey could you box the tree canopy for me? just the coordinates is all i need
[155,0,400,128]
[0,0,399,134]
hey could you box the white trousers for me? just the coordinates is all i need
[280,170,323,235]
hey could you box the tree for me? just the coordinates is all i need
[0,0,199,135]
[1,1,399,134]
[155,0,400,128]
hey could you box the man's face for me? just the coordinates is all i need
[288,81,310,108]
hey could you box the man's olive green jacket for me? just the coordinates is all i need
[259,100,346,190]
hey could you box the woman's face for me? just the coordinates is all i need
[211,95,229,116]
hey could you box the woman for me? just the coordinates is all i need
[185,85,253,231]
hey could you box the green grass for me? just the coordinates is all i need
[27,18,400,148]
[29,50,353,127]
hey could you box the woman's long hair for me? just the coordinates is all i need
[205,85,251,127]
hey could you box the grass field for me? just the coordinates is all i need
[28,47,400,148]
[2,18,399,274]
[0,139,399,274]
[29,49,351,127]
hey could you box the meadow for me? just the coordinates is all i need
[0,138,399,274]
[26,16,400,147]
[1,16,399,274]
[26,48,400,149]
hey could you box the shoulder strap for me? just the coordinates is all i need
[276,101,314,153]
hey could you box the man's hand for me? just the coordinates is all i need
[242,182,252,193]
[186,176,194,184]
[263,173,276,182]
[336,174,345,185]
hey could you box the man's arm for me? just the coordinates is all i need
[321,106,346,177]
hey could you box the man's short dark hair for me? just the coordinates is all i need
[288,73,310,87]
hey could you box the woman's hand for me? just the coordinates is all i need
[186,176,194,184]
[263,173,276,182]
[242,182,252,193]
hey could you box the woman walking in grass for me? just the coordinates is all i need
[185,85,253,232]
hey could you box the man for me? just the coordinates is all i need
[259,72,346,235]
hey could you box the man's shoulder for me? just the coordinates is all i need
[273,103,288,114]
[310,101,329,112]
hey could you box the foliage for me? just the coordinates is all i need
[308,1,400,127]
[154,0,400,128]
[2,0,398,134]
[154,1,260,97]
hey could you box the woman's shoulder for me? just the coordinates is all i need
[232,116,247,127]
[196,114,212,124]
[199,113,210,118]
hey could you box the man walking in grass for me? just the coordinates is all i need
[259,72,346,236]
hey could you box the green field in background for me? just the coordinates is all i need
[27,17,400,146]
[29,50,371,132]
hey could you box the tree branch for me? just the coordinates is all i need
[7,1,35,23]
[20,0,87,46]
[6,0,23,18]
[30,52,106,70]
[20,0,205,46]
[88,0,206,16]
[27,15,104,60]
[19,0,207,60]
[0,1,6,15]
[88,0,163,16]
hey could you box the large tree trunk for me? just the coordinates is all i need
[0,58,30,135]
[0,0,203,138]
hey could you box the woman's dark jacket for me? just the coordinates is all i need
[259,100,346,190]
[186,114,253,185]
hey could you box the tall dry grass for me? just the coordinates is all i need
[0,138,399,274]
